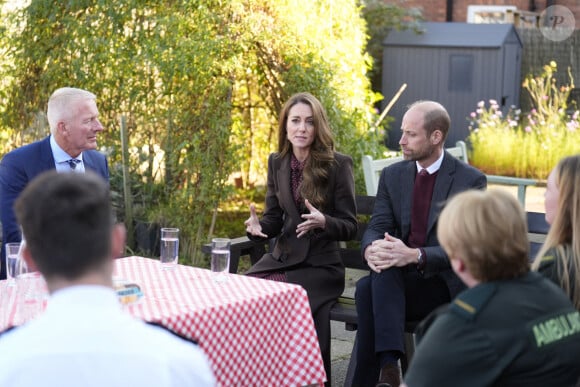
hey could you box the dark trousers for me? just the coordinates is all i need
[352,267,450,386]
[313,301,333,387]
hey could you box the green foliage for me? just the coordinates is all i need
[228,0,387,193]
[360,0,423,93]
[0,0,389,266]
[468,62,580,179]
[0,0,244,265]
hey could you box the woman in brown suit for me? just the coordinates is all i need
[245,92,357,384]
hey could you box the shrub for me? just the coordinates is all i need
[468,61,580,179]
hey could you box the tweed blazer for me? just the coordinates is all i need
[247,151,357,274]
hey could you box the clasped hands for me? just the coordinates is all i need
[365,233,417,273]
[244,199,325,239]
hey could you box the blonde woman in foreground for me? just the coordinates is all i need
[532,155,580,310]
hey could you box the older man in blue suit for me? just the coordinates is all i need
[353,101,487,387]
[0,87,109,279]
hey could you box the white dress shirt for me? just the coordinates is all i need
[415,149,445,175]
[0,285,215,387]
[50,135,85,173]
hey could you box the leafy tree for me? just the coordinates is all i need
[229,0,386,192]
[0,0,397,264]
[1,1,242,264]
[360,0,423,95]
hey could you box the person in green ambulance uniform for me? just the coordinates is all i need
[402,189,580,387]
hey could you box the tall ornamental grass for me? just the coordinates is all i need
[469,62,580,179]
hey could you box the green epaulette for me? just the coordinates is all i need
[450,283,497,321]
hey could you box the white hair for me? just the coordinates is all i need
[46,87,97,135]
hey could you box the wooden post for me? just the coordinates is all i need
[372,83,407,130]
[120,115,134,249]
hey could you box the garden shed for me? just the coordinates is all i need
[382,22,523,149]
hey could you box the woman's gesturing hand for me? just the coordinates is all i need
[296,199,326,238]
[244,203,268,238]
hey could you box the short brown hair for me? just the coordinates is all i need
[407,100,450,141]
[438,189,529,282]
[15,171,112,281]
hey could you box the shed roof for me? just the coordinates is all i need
[383,22,522,48]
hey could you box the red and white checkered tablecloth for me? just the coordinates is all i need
[116,256,327,386]
[0,256,326,386]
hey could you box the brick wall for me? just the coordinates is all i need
[518,28,580,111]
[389,0,579,26]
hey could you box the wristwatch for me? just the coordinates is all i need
[416,249,425,270]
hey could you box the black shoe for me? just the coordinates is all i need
[377,363,401,387]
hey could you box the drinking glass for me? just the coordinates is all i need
[14,242,34,279]
[5,242,22,286]
[160,228,179,269]
[211,238,230,282]
[13,243,46,325]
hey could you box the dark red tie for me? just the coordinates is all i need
[408,169,430,247]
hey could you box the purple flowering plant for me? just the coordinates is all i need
[468,61,580,179]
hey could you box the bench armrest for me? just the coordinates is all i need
[202,236,267,273]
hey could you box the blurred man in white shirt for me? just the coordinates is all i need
[0,171,215,387]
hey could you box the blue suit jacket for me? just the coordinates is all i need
[361,151,487,297]
[0,136,109,279]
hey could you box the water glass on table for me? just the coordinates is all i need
[5,242,23,286]
[211,238,231,282]
[13,241,47,324]
[14,274,46,323]
[160,228,179,270]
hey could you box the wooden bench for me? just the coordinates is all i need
[329,194,375,330]
[362,141,468,196]
[200,195,375,286]
[486,174,538,208]
[527,211,550,260]
[362,140,539,207]
[205,236,266,273]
